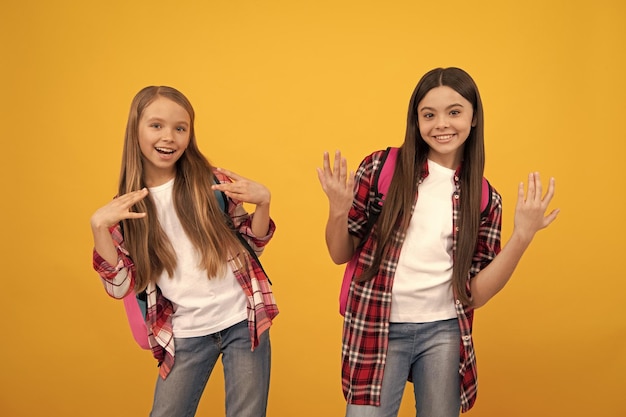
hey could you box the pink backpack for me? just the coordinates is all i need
[123,291,150,349]
[339,147,491,316]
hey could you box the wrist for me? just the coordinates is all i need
[255,199,270,211]
[328,205,349,218]
[510,228,534,248]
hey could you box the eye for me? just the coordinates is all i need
[450,110,460,116]
[421,113,434,119]
[150,123,161,129]
[176,126,187,132]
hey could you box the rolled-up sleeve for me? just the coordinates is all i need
[471,188,503,277]
[92,223,134,299]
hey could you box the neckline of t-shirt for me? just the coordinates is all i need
[148,177,175,193]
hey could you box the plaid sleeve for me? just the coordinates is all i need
[348,150,387,241]
[214,169,276,255]
[470,185,503,277]
[92,223,135,299]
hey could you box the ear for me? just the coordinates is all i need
[471,116,477,127]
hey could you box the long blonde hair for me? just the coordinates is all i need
[359,68,485,306]
[119,86,246,292]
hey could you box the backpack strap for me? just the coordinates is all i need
[358,147,399,246]
[367,147,398,221]
[365,148,492,234]
[480,177,492,217]
[374,147,399,199]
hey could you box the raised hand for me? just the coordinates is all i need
[317,150,355,215]
[469,173,560,308]
[212,168,271,207]
[90,188,149,265]
[513,172,560,243]
[317,150,359,263]
[90,188,149,230]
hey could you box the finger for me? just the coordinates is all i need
[542,177,556,205]
[543,208,560,227]
[322,151,331,174]
[339,157,348,183]
[118,188,147,199]
[333,150,341,179]
[216,167,243,181]
[533,172,543,202]
[316,167,328,189]
[346,170,355,191]
[125,212,147,220]
[526,172,536,201]
[517,181,525,205]
[118,188,149,207]
[214,182,241,194]
[133,188,149,200]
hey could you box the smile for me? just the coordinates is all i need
[433,134,455,141]
[156,147,176,154]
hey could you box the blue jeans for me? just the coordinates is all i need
[346,319,461,417]
[150,320,271,417]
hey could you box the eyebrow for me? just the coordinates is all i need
[145,116,189,126]
[419,103,466,112]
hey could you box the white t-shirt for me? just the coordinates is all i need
[149,179,247,337]
[390,160,457,323]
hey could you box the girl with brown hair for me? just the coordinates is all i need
[318,67,559,417]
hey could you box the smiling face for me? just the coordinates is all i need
[417,85,475,169]
[137,96,191,186]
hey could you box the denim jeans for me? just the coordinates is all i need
[346,319,461,417]
[150,320,271,417]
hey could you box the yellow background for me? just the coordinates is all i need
[1,0,624,416]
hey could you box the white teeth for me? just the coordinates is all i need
[435,134,454,140]
[156,147,175,154]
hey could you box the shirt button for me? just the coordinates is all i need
[455,226,459,232]
[463,335,471,341]
[454,194,459,199]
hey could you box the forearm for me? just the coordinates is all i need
[325,211,357,265]
[91,224,133,299]
[470,172,559,308]
[470,231,534,308]
[91,223,119,266]
[250,202,270,237]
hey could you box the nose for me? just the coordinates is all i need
[162,127,175,142]
[435,115,450,129]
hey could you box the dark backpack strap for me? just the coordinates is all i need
[369,147,396,216]
[368,147,397,223]
[357,147,397,248]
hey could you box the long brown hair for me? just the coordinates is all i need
[359,67,485,306]
[119,86,246,292]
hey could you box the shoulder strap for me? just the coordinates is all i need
[480,177,491,217]
[369,148,492,223]
[358,147,399,246]
[372,147,399,200]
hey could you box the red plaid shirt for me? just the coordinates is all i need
[93,171,278,379]
[342,150,502,412]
